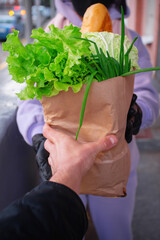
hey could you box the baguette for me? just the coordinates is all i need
[81,3,112,33]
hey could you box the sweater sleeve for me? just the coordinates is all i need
[16,99,45,145]
[130,30,159,129]
[0,182,88,240]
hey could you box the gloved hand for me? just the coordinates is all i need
[125,94,142,143]
[32,134,52,181]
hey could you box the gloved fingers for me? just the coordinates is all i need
[132,104,142,134]
[125,126,133,143]
[132,118,142,135]
[132,125,140,135]
[127,103,139,119]
[36,155,52,181]
[125,94,142,144]
[38,141,50,159]
[125,114,142,143]
[32,134,46,152]
[34,136,49,159]
[131,93,137,104]
[39,168,52,181]
[32,133,53,181]
[126,116,135,129]
[125,116,141,142]
[34,137,52,181]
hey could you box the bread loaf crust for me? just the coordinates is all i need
[81,3,112,33]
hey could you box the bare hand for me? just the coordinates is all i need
[43,124,118,193]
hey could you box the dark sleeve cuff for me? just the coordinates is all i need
[23,181,88,239]
[0,181,88,240]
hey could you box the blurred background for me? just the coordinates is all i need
[0,0,160,239]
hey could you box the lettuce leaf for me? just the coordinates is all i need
[3,25,93,100]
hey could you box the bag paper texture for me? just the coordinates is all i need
[41,75,134,197]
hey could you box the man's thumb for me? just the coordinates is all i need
[94,135,118,154]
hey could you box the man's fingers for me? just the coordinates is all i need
[87,135,118,155]
[44,124,118,158]
[48,156,55,174]
[43,124,65,144]
[99,135,118,151]
[44,139,56,157]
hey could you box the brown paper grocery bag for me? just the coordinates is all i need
[41,75,134,197]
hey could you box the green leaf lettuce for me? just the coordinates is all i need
[3,25,93,100]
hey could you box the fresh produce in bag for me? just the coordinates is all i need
[3,5,160,197]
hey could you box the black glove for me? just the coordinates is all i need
[32,134,52,181]
[125,94,142,143]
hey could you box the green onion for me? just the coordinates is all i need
[119,6,125,75]
[76,71,97,140]
[125,37,138,56]
[128,59,131,72]
[124,54,129,73]
[100,48,110,78]
[109,56,120,76]
[124,37,138,73]
[106,51,119,77]
[121,67,160,76]
[91,60,106,79]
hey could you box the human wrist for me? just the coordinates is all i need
[49,168,82,194]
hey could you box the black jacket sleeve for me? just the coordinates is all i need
[0,181,88,240]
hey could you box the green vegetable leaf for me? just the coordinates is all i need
[16,85,36,100]
[3,30,29,59]
[3,24,95,99]
[54,82,69,91]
